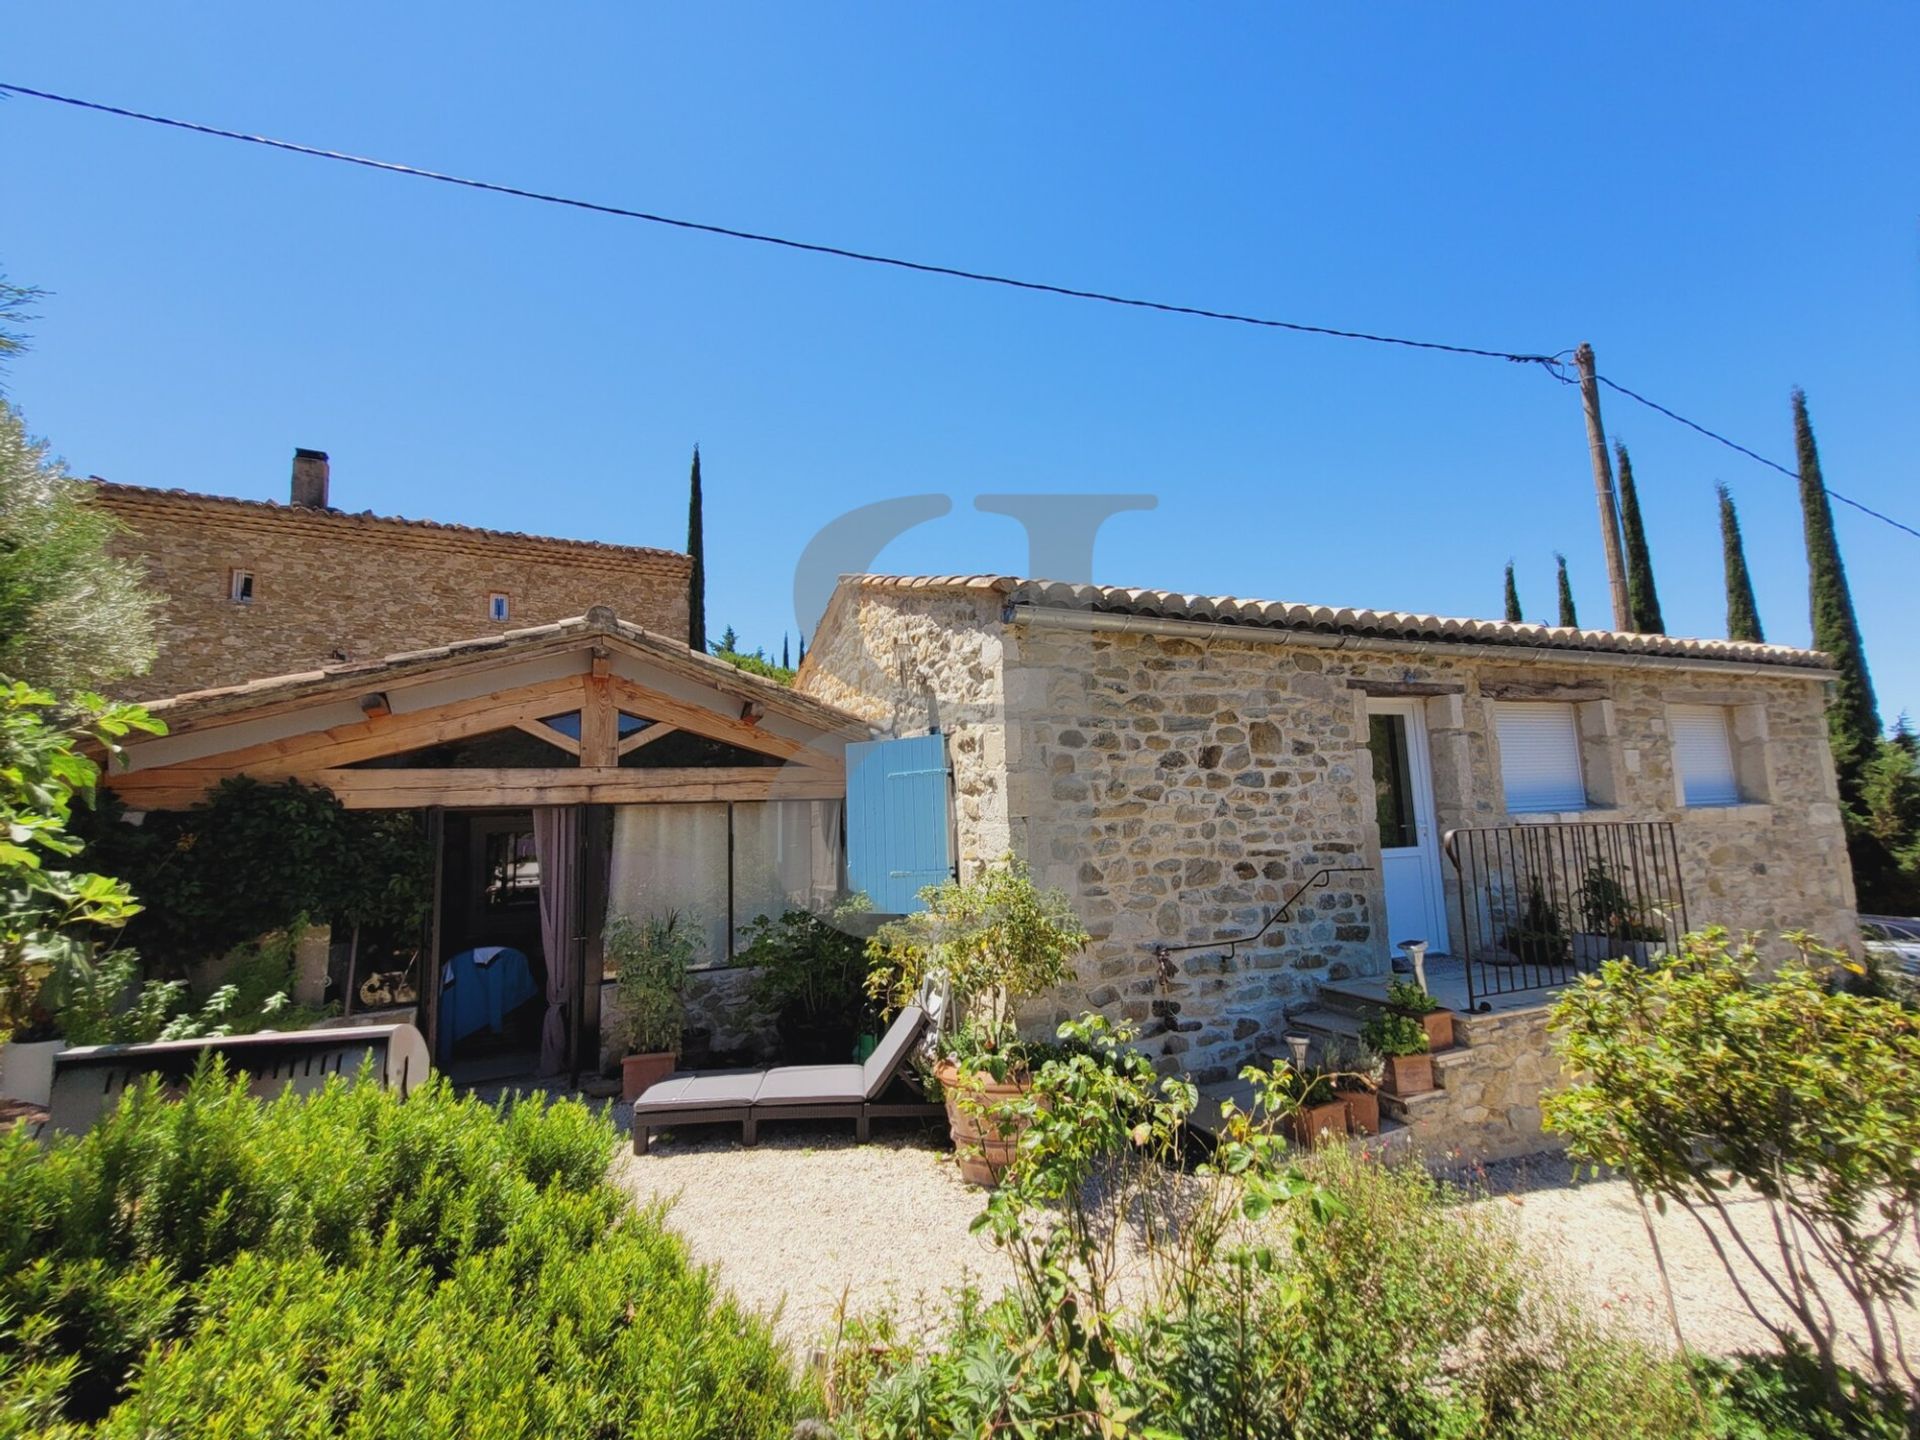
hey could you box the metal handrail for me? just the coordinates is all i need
[1149,866,1373,984]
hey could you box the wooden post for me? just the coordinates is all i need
[1574,343,1632,631]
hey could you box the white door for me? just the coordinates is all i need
[1366,698,1450,955]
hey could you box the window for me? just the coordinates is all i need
[229,569,254,605]
[605,800,845,970]
[1670,704,1740,806]
[1368,713,1419,849]
[489,593,510,622]
[1495,701,1587,813]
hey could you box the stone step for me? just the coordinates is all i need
[1379,1086,1450,1125]
[1313,982,1396,1019]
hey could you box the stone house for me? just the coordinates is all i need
[90,449,691,700]
[798,574,1859,1159]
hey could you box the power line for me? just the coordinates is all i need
[0,81,1553,366]
[1596,374,1920,541]
[3,79,1913,542]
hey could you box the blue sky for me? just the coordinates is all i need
[5,7,1917,716]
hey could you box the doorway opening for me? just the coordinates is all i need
[434,809,548,1085]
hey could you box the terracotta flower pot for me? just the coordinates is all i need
[1381,1052,1434,1097]
[622,1050,677,1102]
[1285,1097,1351,1147]
[934,1059,1030,1187]
[1417,1010,1454,1052]
[1341,1087,1381,1137]
[1388,1004,1454,1052]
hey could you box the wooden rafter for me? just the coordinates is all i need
[617,723,679,757]
[512,720,581,756]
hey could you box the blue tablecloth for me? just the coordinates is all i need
[438,947,539,1061]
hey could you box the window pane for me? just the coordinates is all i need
[1671,704,1739,806]
[1495,702,1587,813]
[732,800,845,935]
[608,804,729,969]
[1368,715,1419,849]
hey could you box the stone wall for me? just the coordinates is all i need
[93,485,691,699]
[1397,1006,1568,1164]
[801,583,1859,1088]
[800,581,1018,868]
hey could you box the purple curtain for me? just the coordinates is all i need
[533,805,580,1077]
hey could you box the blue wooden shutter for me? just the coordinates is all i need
[846,734,953,913]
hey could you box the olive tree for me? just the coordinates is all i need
[1544,929,1920,1407]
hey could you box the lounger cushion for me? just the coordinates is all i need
[633,1071,761,1112]
[753,1065,864,1106]
[862,1005,927,1099]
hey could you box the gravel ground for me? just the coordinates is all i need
[611,1117,1014,1350]
[612,1118,1918,1367]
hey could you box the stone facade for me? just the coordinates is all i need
[91,480,691,699]
[799,577,1859,1089]
[1395,1005,1567,1164]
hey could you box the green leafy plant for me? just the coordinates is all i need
[1360,1009,1430,1057]
[1576,861,1665,943]
[605,911,696,1056]
[1269,1061,1338,1108]
[77,778,431,971]
[55,931,332,1045]
[826,1076,1709,1440]
[0,1062,802,1435]
[1503,875,1572,965]
[1,682,162,1041]
[738,898,875,1061]
[1545,928,1920,1409]
[1384,976,1441,1014]
[867,855,1088,1070]
[0,399,160,691]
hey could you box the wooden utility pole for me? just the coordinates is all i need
[1574,342,1632,631]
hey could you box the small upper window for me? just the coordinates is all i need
[489,593,510,623]
[1494,701,1587,813]
[1670,704,1740,806]
[229,569,255,605]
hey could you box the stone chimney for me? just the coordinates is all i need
[291,448,330,509]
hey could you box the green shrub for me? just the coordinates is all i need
[605,911,697,1056]
[1360,1008,1430,1056]
[1545,929,1920,1405]
[827,1031,1708,1440]
[1692,1345,1914,1440]
[0,1064,801,1437]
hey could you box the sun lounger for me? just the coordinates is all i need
[631,1004,941,1154]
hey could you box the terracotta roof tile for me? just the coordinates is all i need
[844,574,1831,670]
[87,480,689,566]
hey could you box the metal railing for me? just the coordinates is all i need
[1444,821,1688,1011]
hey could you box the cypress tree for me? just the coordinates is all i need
[781,633,791,669]
[797,634,807,665]
[1717,482,1764,643]
[1794,387,1881,799]
[1614,442,1665,633]
[1555,553,1579,628]
[1503,562,1523,623]
[686,446,707,653]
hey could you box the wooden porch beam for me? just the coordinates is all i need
[315,765,846,810]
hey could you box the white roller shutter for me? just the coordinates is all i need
[1495,702,1587,813]
[1670,704,1739,806]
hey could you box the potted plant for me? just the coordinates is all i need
[1385,976,1454,1051]
[738,898,876,1064]
[605,912,696,1101]
[1361,1010,1433,1096]
[1572,862,1668,968]
[1275,1061,1350,1146]
[867,857,1088,1185]
[1326,1041,1383,1137]
[1501,877,1572,968]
